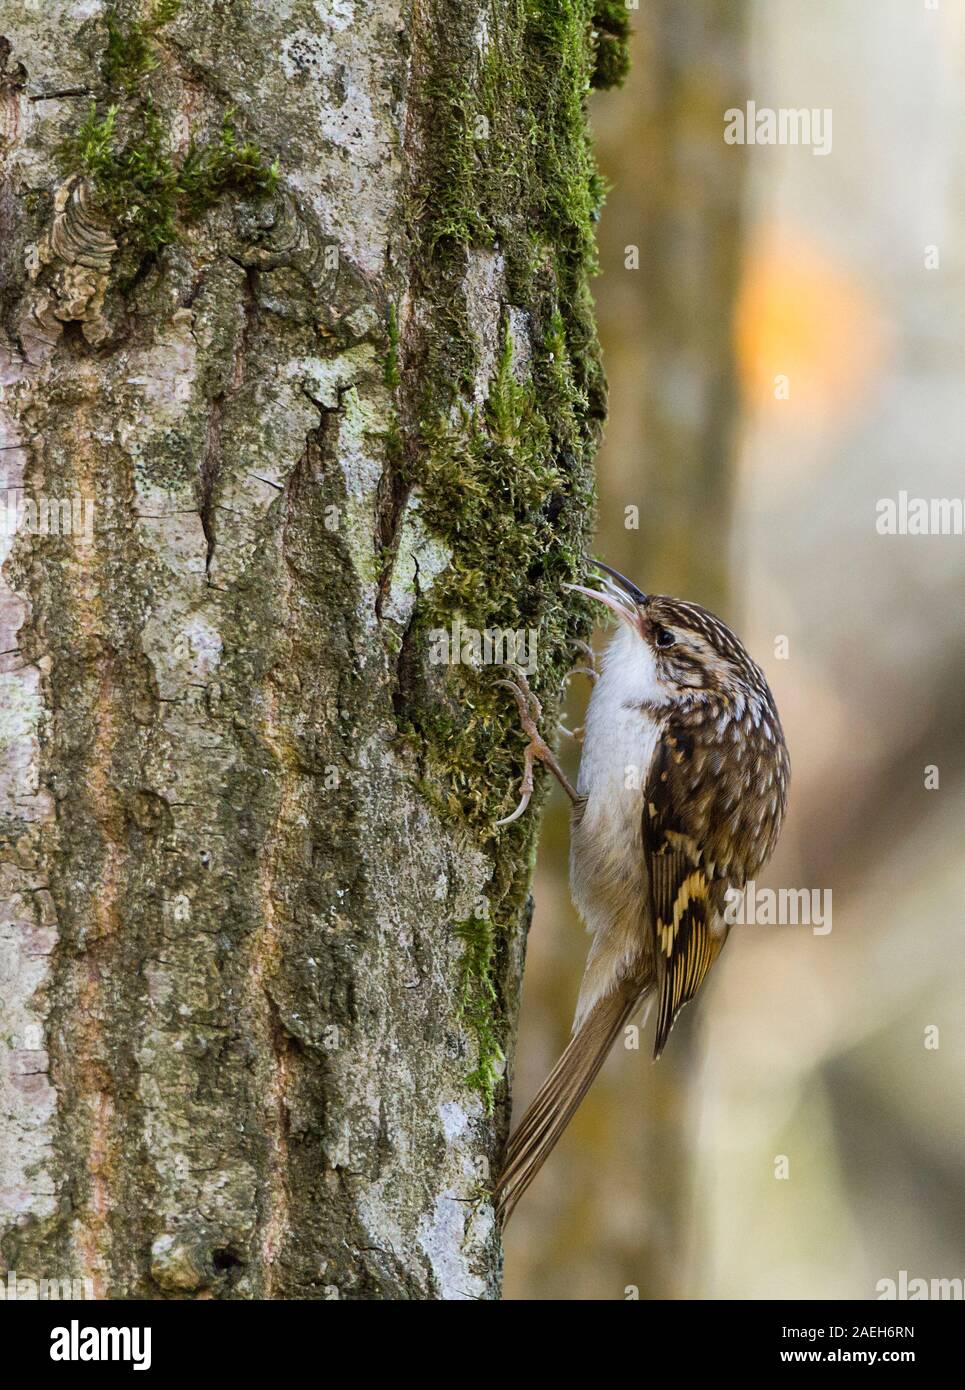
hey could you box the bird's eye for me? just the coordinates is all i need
[654,626,676,649]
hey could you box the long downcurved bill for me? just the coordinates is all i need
[562,582,637,626]
[563,564,647,629]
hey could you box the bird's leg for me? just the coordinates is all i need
[495,669,579,826]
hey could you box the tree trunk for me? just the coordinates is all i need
[0,1,619,1299]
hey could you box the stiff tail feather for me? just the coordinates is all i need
[494,979,651,1225]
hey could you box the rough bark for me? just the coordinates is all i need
[0,1,618,1299]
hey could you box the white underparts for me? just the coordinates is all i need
[569,626,666,1029]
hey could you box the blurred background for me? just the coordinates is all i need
[504,0,965,1299]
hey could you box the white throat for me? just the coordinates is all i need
[577,624,666,798]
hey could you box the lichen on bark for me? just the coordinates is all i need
[0,0,611,1300]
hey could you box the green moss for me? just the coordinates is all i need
[420,3,607,292]
[391,1,624,1103]
[383,304,400,389]
[453,917,505,1113]
[61,7,278,256]
[65,101,177,250]
[591,1,632,90]
[177,111,280,217]
[412,319,585,642]
[102,0,180,93]
[423,82,492,253]
[401,318,594,1099]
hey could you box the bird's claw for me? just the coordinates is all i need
[494,669,558,826]
[494,670,543,737]
[571,639,598,680]
[555,641,595,741]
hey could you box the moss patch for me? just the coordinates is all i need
[102,0,181,92]
[591,1,632,90]
[383,303,401,389]
[453,916,505,1111]
[61,5,278,257]
[393,1,620,1102]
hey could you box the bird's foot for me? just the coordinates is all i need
[558,640,595,740]
[558,722,585,741]
[495,668,578,825]
[570,639,598,682]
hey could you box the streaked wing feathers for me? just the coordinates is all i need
[645,735,727,1057]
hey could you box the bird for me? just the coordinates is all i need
[492,562,790,1224]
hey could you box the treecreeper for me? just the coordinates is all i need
[494,563,790,1223]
